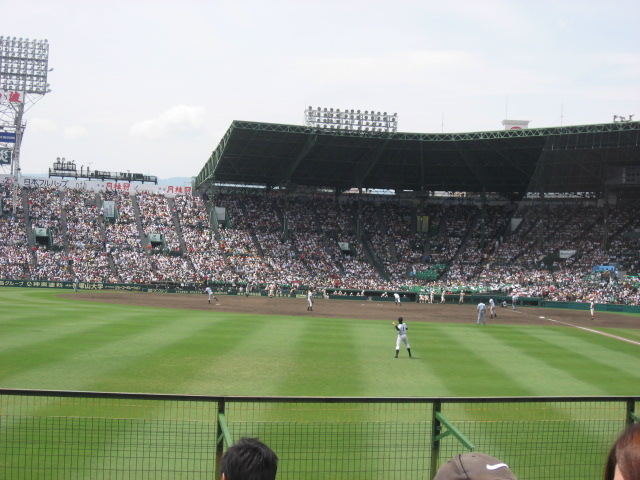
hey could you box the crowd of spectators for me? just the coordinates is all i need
[0,183,638,305]
[101,190,153,283]
[24,187,74,281]
[137,192,180,251]
[63,188,116,283]
[0,184,30,279]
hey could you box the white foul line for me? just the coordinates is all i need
[540,316,640,346]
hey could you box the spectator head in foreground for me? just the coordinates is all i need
[604,422,640,480]
[434,452,518,480]
[220,437,278,480]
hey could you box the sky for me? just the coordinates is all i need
[3,0,640,180]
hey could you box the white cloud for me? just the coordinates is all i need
[29,117,57,133]
[64,125,88,139]
[129,105,206,140]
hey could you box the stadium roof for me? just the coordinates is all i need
[195,120,640,199]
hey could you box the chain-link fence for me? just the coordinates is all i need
[1,390,637,479]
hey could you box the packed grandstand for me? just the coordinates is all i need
[2,119,639,305]
[0,178,638,305]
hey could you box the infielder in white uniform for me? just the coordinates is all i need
[205,286,219,304]
[393,292,401,306]
[477,301,487,325]
[307,289,314,311]
[393,317,412,358]
[489,298,496,318]
[512,291,519,310]
[590,300,595,320]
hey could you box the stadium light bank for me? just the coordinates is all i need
[304,106,398,133]
[0,36,51,213]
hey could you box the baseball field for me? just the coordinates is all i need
[1,286,639,396]
[1,287,639,479]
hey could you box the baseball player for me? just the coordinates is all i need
[512,290,519,310]
[205,286,219,304]
[73,276,79,293]
[459,291,465,304]
[393,292,401,306]
[477,301,487,325]
[392,317,412,358]
[590,300,595,320]
[489,298,496,318]
[440,291,446,304]
[429,289,434,304]
[307,289,314,311]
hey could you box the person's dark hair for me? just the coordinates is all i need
[604,422,640,480]
[221,437,278,480]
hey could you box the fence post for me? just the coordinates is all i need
[627,398,639,425]
[430,399,442,480]
[216,398,226,480]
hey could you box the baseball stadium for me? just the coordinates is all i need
[2,39,640,480]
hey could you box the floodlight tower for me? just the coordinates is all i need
[0,36,51,212]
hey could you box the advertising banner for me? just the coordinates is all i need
[0,89,25,103]
[0,148,12,164]
[0,175,193,196]
[0,132,17,144]
[593,265,616,273]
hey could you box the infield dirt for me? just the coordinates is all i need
[62,291,639,330]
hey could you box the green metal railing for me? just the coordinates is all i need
[0,389,637,479]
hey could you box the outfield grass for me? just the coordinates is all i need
[1,287,639,397]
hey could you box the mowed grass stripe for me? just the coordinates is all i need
[0,287,65,308]
[0,308,168,385]
[90,311,284,395]
[355,322,456,397]
[182,314,370,396]
[274,316,368,396]
[0,308,225,391]
[418,324,533,397]
[489,326,639,395]
[423,323,630,397]
[522,327,640,385]
[0,306,131,354]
